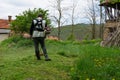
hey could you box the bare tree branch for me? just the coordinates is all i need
[84,0,100,39]
[48,0,70,40]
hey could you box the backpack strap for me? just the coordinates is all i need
[34,19,44,31]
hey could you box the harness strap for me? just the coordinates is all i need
[34,19,44,31]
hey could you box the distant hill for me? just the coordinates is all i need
[49,23,100,40]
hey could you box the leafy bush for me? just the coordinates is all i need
[67,34,76,41]
[11,8,51,34]
[83,34,90,40]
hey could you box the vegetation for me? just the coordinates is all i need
[0,0,120,79]
[100,0,120,4]
[0,36,33,48]
[10,8,51,34]
[0,36,120,80]
[71,45,120,80]
[67,33,76,41]
[50,24,101,40]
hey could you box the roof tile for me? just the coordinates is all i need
[0,19,10,29]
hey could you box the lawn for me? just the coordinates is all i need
[0,37,120,80]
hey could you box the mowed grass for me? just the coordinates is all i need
[0,47,72,80]
[0,38,80,80]
[0,37,120,80]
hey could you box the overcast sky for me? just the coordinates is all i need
[0,0,98,24]
[0,0,50,19]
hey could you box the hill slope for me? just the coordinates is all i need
[50,24,100,40]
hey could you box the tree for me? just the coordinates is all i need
[11,8,51,34]
[66,0,79,41]
[99,6,105,39]
[49,0,68,40]
[70,0,79,35]
[85,0,100,39]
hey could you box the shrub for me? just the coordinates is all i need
[83,34,90,40]
[11,8,51,34]
[67,34,76,41]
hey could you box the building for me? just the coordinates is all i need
[100,0,120,40]
[0,16,12,41]
[100,0,120,46]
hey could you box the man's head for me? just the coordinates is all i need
[38,14,43,18]
[37,14,43,20]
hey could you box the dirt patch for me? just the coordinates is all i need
[0,34,8,42]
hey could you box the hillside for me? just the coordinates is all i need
[50,24,100,40]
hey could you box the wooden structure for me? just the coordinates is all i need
[100,0,120,47]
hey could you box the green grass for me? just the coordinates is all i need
[70,45,120,80]
[0,46,72,80]
[0,38,79,80]
[0,37,120,80]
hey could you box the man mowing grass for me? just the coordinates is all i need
[30,14,51,61]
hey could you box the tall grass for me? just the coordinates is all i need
[71,45,120,80]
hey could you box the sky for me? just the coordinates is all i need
[0,0,99,25]
[0,0,50,19]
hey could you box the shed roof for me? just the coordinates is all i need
[0,19,10,29]
[100,0,120,4]
[100,0,120,9]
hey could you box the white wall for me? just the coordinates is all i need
[0,29,11,34]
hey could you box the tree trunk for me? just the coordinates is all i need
[91,0,96,39]
[58,21,61,40]
[92,24,96,39]
[100,6,104,39]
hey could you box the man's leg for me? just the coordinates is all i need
[33,38,41,60]
[39,38,51,61]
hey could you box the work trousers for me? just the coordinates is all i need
[33,37,49,59]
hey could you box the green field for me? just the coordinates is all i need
[0,36,120,80]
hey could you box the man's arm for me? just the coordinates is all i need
[45,22,47,28]
[30,21,34,36]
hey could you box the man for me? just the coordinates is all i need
[30,14,51,61]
